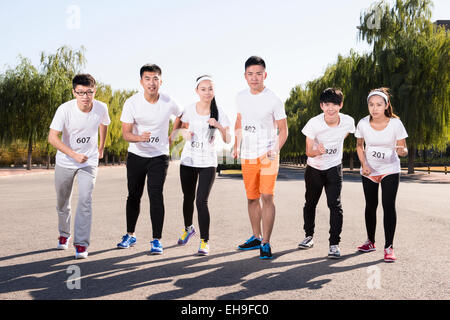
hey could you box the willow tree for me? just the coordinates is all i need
[359,0,449,173]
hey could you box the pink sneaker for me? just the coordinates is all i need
[357,240,376,253]
[384,246,396,262]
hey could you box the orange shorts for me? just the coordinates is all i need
[241,155,279,199]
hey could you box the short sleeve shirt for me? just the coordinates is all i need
[120,92,182,158]
[301,113,356,170]
[355,116,408,176]
[50,99,111,169]
[236,88,287,159]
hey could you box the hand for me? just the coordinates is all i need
[267,149,278,161]
[207,118,220,129]
[361,164,371,176]
[182,130,194,141]
[73,152,88,164]
[317,143,326,155]
[396,146,408,157]
[232,147,240,159]
[98,148,104,159]
[140,131,151,142]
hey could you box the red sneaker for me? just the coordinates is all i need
[75,245,88,259]
[357,240,376,253]
[384,246,396,262]
[57,236,70,250]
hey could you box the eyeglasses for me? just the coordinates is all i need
[74,90,95,97]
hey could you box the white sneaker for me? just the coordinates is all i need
[75,245,88,259]
[328,245,341,259]
[298,236,314,249]
[57,236,70,250]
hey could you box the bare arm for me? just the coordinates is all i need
[395,139,408,157]
[356,138,371,176]
[275,118,288,151]
[48,129,88,163]
[169,116,182,145]
[98,124,108,159]
[122,122,150,143]
[232,113,242,158]
[305,137,325,158]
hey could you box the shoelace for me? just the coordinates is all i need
[59,237,68,244]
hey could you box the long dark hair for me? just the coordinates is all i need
[196,75,219,136]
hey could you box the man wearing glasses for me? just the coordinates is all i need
[48,74,111,259]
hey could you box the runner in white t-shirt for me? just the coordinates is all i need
[116,64,182,255]
[232,56,288,260]
[48,74,111,259]
[173,75,231,256]
[355,88,408,263]
[298,88,355,259]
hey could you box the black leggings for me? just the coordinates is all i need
[126,152,169,239]
[362,173,400,249]
[303,164,343,245]
[180,165,216,242]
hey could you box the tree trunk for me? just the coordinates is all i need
[408,145,415,174]
[27,133,33,170]
[104,151,109,166]
[349,152,354,171]
[422,148,427,163]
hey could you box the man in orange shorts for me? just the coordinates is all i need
[232,56,288,259]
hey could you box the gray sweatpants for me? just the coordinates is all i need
[55,165,98,248]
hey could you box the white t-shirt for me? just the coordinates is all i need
[50,99,111,169]
[355,116,408,176]
[302,113,356,171]
[120,92,182,158]
[236,88,287,159]
[179,103,231,168]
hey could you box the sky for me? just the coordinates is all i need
[1,0,449,128]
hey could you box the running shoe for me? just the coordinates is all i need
[357,240,376,253]
[238,235,262,251]
[384,245,396,262]
[328,245,341,259]
[178,225,196,246]
[259,242,273,260]
[75,245,88,259]
[117,234,137,249]
[150,239,163,255]
[57,236,70,250]
[198,239,209,256]
[298,236,314,250]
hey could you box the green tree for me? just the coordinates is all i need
[359,0,449,173]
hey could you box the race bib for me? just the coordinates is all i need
[70,135,93,152]
[366,146,394,164]
[323,143,340,157]
[140,128,162,148]
[242,120,259,136]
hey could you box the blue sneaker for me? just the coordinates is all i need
[150,239,163,255]
[117,234,137,249]
[238,235,262,251]
[260,242,273,260]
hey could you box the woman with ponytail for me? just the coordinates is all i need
[355,88,408,262]
[176,75,231,255]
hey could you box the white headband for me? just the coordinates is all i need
[367,91,388,103]
[196,76,214,88]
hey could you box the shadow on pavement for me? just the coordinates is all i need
[0,247,380,300]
